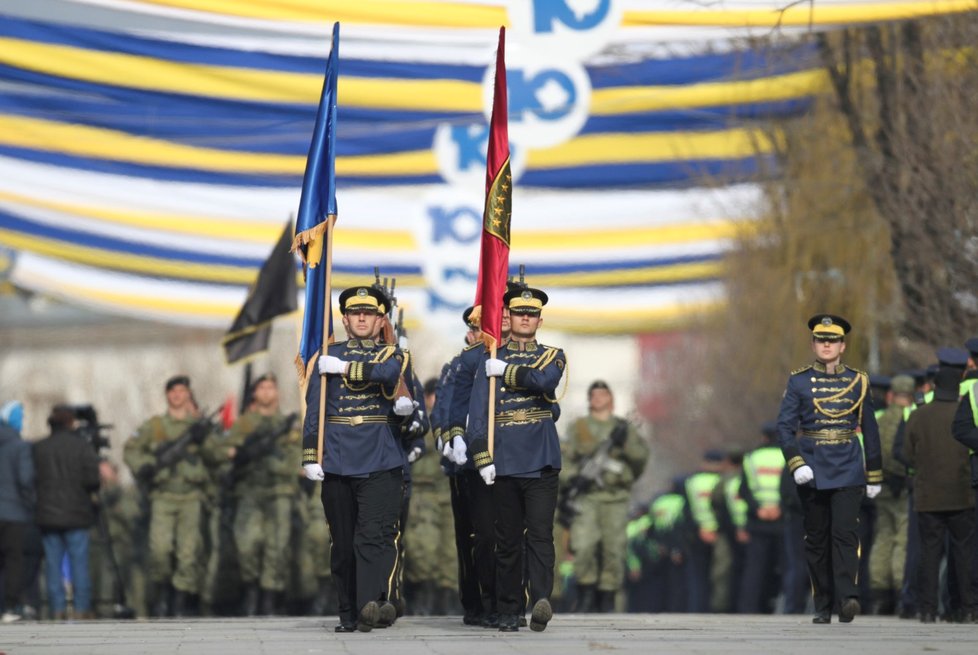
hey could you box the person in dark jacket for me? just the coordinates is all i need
[0,401,34,623]
[904,363,976,623]
[33,405,101,620]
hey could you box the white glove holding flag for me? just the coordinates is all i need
[485,359,507,377]
[393,396,415,416]
[407,447,422,464]
[793,465,814,485]
[303,463,325,481]
[318,355,347,375]
[480,464,496,486]
[866,484,882,499]
[451,437,468,465]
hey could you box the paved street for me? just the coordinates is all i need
[2,614,976,655]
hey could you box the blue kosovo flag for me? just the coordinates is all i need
[293,22,339,383]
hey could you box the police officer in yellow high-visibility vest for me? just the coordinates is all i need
[680,451,724,612]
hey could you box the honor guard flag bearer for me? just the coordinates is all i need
[292,22,339,462]
[471,26,512,458]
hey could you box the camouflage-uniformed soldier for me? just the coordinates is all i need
[88,460,143,618]
[292,480,333,615]
[301,284,411,632]
[468,284,565,633]
[123,375,221,617]
[869,374,914,614]
[777,314,882,625]
[561,380,648,613]
[222,373,301,615]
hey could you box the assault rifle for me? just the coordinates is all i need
[557,418,629,528]
[223,412,299,490]
[136,409,220,483]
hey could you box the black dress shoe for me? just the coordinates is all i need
[358,601,379,633]
[498,614,519,632]
[334,622,357,633]
[839,598,860,623]
[463,613,482,626]
[480,612,500,628]
[376,602,397,628]
[812,614,831,624]
[530,599,553,632]
[920,612,936,624]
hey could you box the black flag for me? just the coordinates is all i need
[222,222,298,364]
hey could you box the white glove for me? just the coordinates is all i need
[451,437,468,465]
[485,358,507,377]
[407,446,422,463]
[393,396,415,416]
[793,465,814,485]
[303,463,325,481]
[866,484,882,499]
[318,355,347,375]
[480,464,496,486]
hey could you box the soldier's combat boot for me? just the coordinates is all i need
[172,590,189,618]
[242,584,260,617]
[152,583,172,618]
[576,584,596,613]
[597,589,616,613]
[260,590,281,616]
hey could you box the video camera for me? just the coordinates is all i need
[71,404,113,455]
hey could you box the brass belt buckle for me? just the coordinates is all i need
[350,416,363,426]
[512,409,528,422]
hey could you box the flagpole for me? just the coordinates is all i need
[316,214,336,464]
[488,340,497,458]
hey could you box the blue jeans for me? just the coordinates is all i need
[41,528,91,614]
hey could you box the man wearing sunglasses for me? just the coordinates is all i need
[776,314,883,625]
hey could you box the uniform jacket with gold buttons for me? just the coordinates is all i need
[466,339,565,477]
[776,361,882,489]
[302,338,407,477]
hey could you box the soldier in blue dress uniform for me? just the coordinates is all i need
[467,285,565,632]
[437,306,505,626]
[301,285,415,632]
[776,314,883,624]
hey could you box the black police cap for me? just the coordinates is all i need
[462,306,476,328]
[936,346,969,369]
[807,314,851,336]
[964,337,978,358]
[868,374,892,390]
[338,286,387,314]
[503,286,548,315]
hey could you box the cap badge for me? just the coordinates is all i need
[821,317,833,327]
[357,288,368,297]
[521,290,532,300]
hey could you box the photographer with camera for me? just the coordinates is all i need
[32,404,101,620]
[123,375,221,617]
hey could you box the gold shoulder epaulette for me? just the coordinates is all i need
[791,364,813,375]
[463,341,483,352]
[532,347,560,370]
[371,345,397,363]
